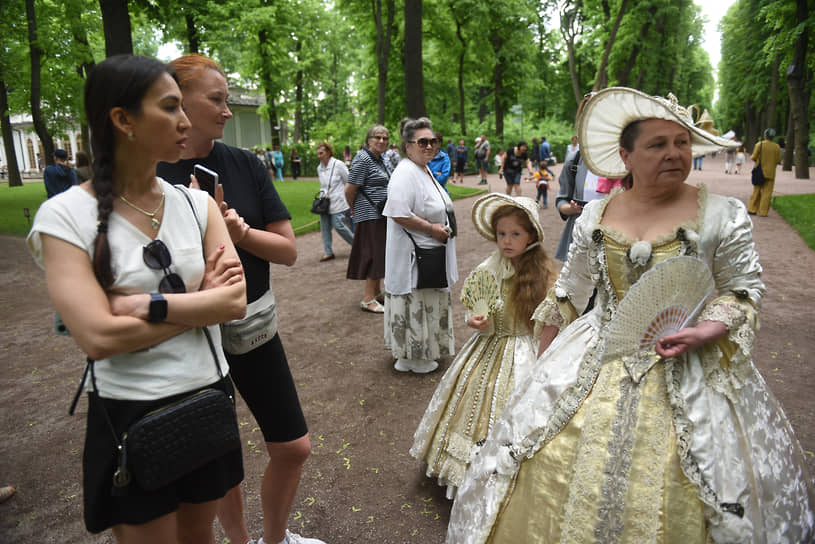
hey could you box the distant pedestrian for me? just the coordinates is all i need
[499,141,533,197]
[474,133,491,185]
[446,139,456,162]
[453,139,468,184]
[43,149,77,198]
[289,147,301,179]
[747,129,782,217]
[734,145,745,174]
[530,137,540,169]
[272,145,284,181]
[428,132,451,189]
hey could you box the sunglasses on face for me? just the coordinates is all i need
[371,135,389,141]
[408,138,439,148]
[143,239,186,294]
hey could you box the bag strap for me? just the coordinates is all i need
[567,150,581,202]
[321,160,336,195]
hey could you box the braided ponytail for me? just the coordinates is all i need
[83,55,174,288]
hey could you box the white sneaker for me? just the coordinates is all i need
[286,529,327,544]
[394,358,412,372]
[409,359,439,374]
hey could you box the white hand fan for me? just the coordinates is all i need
[604,256,713,382]
[460,268,500,317]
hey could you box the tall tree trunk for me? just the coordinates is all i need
[492,35,504,139]
[0,76,23,187]
[592,0,629,90]
[786,0,809,179]
[293,40,303,142]
[404,0,426,118]
[560,0,582,105]
[373,0,396,125]
[783,108,794,171]
[767,55,779,132]
[744,100,758,153]
[332,51,339,116]
[259,29,280,147]
[449,1,467,136]
[478,87,489,124]
[185,13,200,54]
[71,18,95,159]
[25,0,54,168]
[98,0,133,57]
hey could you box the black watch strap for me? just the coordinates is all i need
[148,292,167,323]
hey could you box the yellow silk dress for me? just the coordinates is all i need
[490,236,707,543]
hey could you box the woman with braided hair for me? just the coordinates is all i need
[27,55,246,542]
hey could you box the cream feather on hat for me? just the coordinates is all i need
[471,193,544,245]
[577,87,740,178]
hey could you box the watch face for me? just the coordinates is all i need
[149,293,168,322]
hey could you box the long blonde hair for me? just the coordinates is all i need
[491,206,555,331]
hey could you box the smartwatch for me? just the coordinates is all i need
[148,292,168,323]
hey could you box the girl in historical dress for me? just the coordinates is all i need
[411,194,555,497]
[447,87,815,544]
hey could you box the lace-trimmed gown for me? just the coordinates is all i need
[410,253,543,499]
[447,186,815,544]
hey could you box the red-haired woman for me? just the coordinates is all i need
[156,54,323,544]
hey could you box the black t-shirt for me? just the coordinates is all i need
[157,142,291,303]
[504,147,527,174]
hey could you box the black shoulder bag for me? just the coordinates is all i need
[404,230,448,289]
[311,160,335,215]
[751,143,765,186]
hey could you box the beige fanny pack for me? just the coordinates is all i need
[220,289,278,355]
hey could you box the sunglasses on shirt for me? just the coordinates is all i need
[143,239,186,294]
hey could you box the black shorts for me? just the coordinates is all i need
[227,333,308,443]
[455,160,466,174]
[83,377,243,533]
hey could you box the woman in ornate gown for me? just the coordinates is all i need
[410,194,555,498]
[447,87,815,544]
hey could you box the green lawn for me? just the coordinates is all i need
[0,182,48,237]
[773,193,815,250]
[0,180,487,237]
[281,179,487,234]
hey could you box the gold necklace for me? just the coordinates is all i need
[119,188,165,230]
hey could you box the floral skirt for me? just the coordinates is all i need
[384,290,454,361]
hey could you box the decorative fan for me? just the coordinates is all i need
[460,268,500,317]
[604,256,714,382]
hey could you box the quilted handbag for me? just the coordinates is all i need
[117,385,240,490]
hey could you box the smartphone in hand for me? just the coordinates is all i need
[193,164,219,196]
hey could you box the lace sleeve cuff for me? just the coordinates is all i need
[532,289,578,338]
[697,294,758,394]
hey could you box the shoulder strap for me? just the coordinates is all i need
[567,150,581,202]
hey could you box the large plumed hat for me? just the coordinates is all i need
[577,87,739,178]
[472,193,544,245]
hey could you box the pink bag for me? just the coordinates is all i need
[597,177,623,194]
